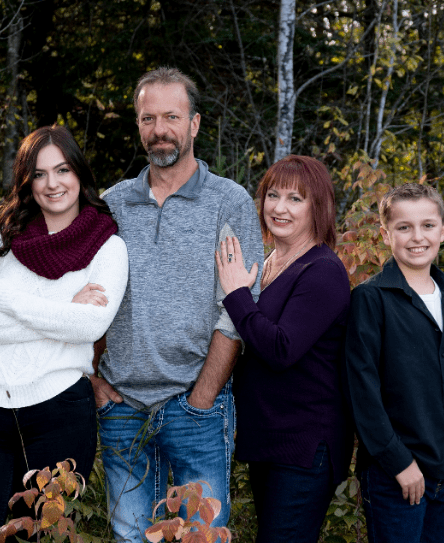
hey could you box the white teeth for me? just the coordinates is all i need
[47,192,65,198]
[274,218,290,223]
[409,247,427,254]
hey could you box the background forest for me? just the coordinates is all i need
[2,0,444,541]
[3,0,444,202]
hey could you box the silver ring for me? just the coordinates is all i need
[228,253,233,263]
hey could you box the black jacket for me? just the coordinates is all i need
[345,257,444,478]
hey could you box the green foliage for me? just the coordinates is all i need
[3,0,444,196]
[320,457,367,543]
[228,460,256,542]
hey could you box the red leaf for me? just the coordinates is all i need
[198,500,214,525]
[145,518,184,543]
[342,230,358,242]
[216,527,232,543]
[144,525,165,543]
[182,531,208,543]
[162,518,183,542]
[166,495,181,513]
[0,517,36,543]
[186,493,200,520]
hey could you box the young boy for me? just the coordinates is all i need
[345,183,444,543]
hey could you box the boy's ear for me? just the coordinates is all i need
[440,224,444,243]
[380,226,390,246]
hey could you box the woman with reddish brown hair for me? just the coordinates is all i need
[0,125,128,527]
[216,155,353,542]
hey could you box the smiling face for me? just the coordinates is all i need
[381,197,444,276]
[136,82,200,168]
[32,144,81,232]
[263,184,314,246]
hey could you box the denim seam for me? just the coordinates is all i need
[154,405,165,508]
[223,391,231,505]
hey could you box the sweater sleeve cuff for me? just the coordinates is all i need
[374,433,414,477]
[223,286,258,326]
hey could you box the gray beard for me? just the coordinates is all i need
[147,147,180,168]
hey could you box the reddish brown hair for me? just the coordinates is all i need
[256,155,337,249]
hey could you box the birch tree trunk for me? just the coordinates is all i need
[274,0,296,163]
[3,13,23,191]
[369,0,398,167]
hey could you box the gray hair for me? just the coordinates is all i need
[133,67,200,119]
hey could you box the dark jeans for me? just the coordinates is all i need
[0,376,97,526]
[360,462,444,543]
[249,441,336,543]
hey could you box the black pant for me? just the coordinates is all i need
[249,442,335,543]
[0,376,97,526]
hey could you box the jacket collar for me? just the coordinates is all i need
[379,256,444,320]
[124,159,208,205]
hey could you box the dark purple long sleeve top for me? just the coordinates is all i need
[223,244,354,484]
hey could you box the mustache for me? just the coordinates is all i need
[147,135,177,146]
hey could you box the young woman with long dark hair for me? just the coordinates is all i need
[0,125,128,525]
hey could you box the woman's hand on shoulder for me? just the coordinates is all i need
[215,236,258,296]
[72,283,108,306]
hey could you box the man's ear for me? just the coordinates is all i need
[380,226,390,247]
[191,113,201,138]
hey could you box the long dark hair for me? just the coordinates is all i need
[0,125,115,256]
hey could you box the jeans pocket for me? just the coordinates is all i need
[97,399,116,417]
[178,393,223,416]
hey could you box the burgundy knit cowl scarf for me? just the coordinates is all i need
[11,205,118,280]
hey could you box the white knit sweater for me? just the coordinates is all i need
[0,235,128,408]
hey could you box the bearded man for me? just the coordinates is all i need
[91,67,263,543]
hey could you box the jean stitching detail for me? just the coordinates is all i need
[222,395,231,505]
[153,405,165,508]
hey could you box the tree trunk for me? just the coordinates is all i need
[274,0,296,163]
[3,14,23,191]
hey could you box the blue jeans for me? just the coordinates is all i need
[0,377,96,526]
[249,441,336,543]
[98,381,235,543]
[360,462,444,543]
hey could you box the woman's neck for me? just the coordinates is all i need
[42,209,79,233]
[273,235,316,264]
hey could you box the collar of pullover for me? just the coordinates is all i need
[125,159,209,205]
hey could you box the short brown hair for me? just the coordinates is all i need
[133,67,200,118]
[379,183,444,229]
[256,155,337,249]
